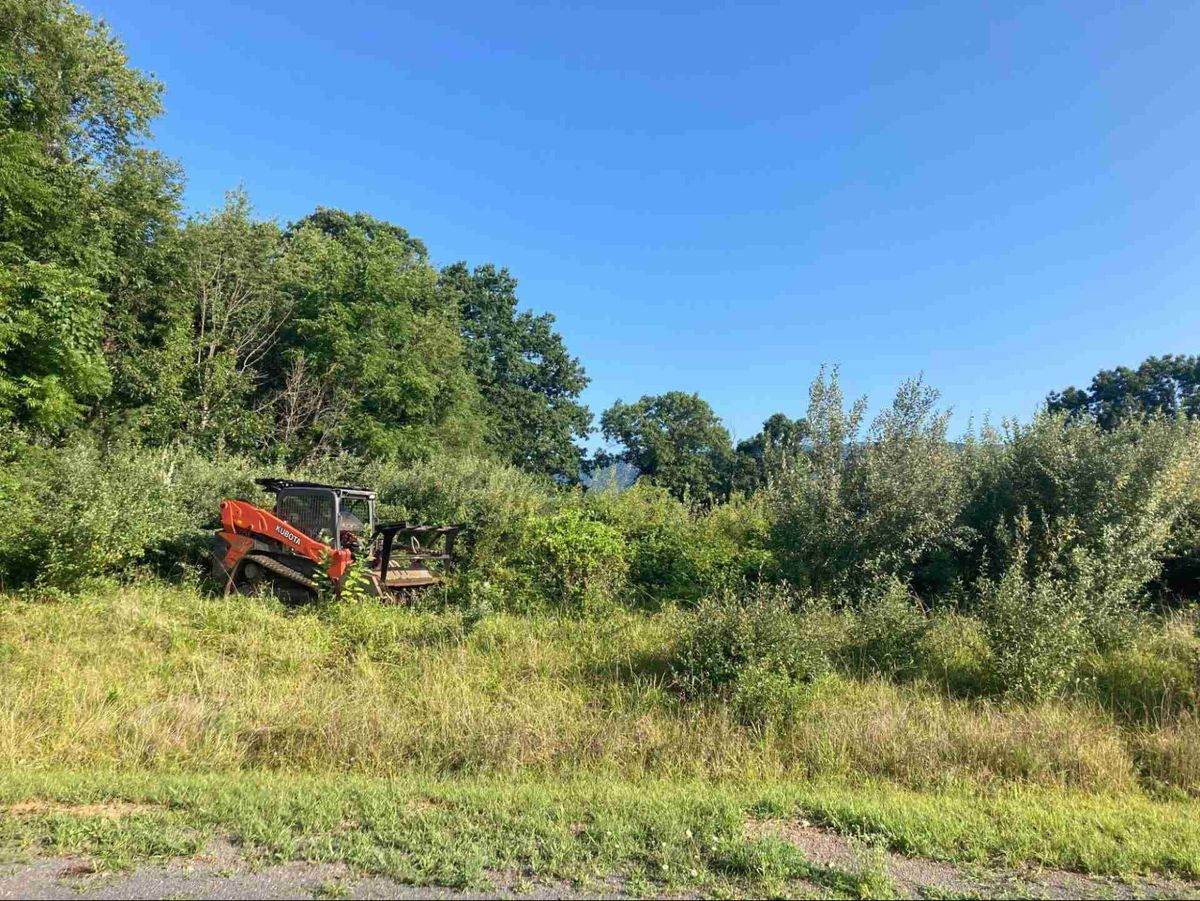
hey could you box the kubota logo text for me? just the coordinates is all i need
[275,525,302,546]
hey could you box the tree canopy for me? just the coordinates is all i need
[599,392,734,500]
[441,262,591,480]
[0,0,597,476]
[731,412,809,492]
[1048,354,1200,428]
[270,210,483,461]
[1,0,180,433]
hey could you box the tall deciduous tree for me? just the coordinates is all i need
[732,412,809,492]
[441,262,591,479]
[0,0,181,434]
[137,193,287,449]
[268,210,483,461]
[599,391,734,501]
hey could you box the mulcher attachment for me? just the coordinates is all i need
[375,522,463,591]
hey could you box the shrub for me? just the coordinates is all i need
[671,583,837,699]
[844,578,928,678]
[915,612,990,696]
[519,506,628,611]
[961,413,1200,611]
[769,371,966,598]
[0,440,261,588]
[695,492,775,584]
[587,482,773,603]
[729,661,807,726]
[586,481,703,601]
[977,561,1088,700]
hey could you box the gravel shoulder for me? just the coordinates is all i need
[3,823,1199,900]
[745,817,1200,900]
[0,836,624,901]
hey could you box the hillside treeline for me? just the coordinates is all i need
[2,0,593,477]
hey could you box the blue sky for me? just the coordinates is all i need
[95,0,1200,444]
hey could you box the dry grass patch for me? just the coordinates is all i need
[1133,716,1200,796]
[5,800,163,819]
[775,677,1137,792]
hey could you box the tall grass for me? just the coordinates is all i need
[0,581,1193,796]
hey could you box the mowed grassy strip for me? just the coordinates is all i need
[0,770,1197,889]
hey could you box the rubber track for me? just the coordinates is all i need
[246,553,318,590]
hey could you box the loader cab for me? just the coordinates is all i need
[255,478,376,551]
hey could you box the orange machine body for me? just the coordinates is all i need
[217,499,351,580]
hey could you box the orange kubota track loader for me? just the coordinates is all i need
[212,478,462,601]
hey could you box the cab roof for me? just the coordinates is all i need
[255,478,376,498]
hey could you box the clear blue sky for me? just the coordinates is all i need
[94,0,1200,443]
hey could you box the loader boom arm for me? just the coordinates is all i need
[219,499,350,580]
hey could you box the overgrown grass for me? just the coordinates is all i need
[0,582,1194,793]
[1,581,1198,890]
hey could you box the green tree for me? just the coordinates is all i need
[268,209,483,461]
[92,150,184,430]
[732,412,809,492]
[137,193,286,449]
[0,0,181,434]
[441,262,591,479]
[599,391,734,501]
[1048,354,1200,428]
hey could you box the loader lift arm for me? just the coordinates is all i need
[218,499,351,581]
